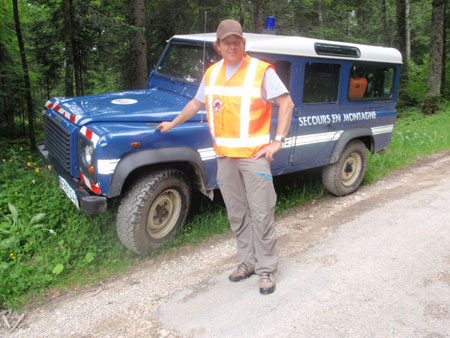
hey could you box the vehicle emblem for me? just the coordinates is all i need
[111,99,138,105]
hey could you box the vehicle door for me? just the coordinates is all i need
[248,53,298,171]
[290,58,343,168]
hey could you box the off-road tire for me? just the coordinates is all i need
[117,169,191,255]
[322,140,368,196]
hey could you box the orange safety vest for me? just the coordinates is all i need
[204,54,274,158]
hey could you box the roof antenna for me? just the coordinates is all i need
[202,11,207,74]
[201,11,207,124]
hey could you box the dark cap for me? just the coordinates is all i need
[217,19,244,40]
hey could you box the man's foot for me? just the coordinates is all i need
[228,262,255,282]
[259,272,276,294]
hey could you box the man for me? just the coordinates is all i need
[157,19,294,294]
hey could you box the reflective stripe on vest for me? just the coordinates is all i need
[205,55,273,157]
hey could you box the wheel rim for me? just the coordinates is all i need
[146,188,182,239]
[340,152,362,187]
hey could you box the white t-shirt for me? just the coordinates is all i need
[195,58,288,104]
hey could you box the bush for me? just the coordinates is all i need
[421,94,443,115]
[0,145,132,309]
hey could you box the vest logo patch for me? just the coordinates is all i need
[213,99,222,114]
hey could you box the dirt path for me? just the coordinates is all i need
[2,151,450,337]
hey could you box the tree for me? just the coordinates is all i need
[0,0,17,132]
[63,0,75,97]
[441,1,447,96]
[396,0,410,102]
[426,0,446,96]
[128,0,147,89]
[406,0,411,60]
[381,0,388,45]
[12,0,35,149]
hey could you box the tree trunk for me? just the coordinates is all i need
[240,0,245,27]
[128,0,148,90]
[317,0,325,39]
[74,37,83,96]
[0,73,15,133]
[381,0,388,46]
[63,0,74,97]
[396,0,409,101]
[426,0,445,96]
[405,0,411,60]
[251,0,264,33]
[440,0,447,96]
[12,0,35,149]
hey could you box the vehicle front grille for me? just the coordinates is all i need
[44,115,71,173]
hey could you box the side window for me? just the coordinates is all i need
[158,43,220,84]
[302,62,340,104]
[348,64,395,100]
[259,58,292,91]
[271,60,291,91]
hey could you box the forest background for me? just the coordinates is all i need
[0,0,449,310]
[0,0,448,148]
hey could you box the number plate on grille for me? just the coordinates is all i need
[59,176,80,210]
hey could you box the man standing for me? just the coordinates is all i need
[157,19,294,294]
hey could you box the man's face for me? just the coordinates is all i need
[217,35,245,65]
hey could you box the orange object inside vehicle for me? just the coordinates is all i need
[349,77,367,98]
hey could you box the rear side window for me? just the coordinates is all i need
[270,60,291,91]
[348,64,395,100]
[303,62,340,104]
[257,57,292,91]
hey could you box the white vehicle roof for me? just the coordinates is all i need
[171,32,402,65]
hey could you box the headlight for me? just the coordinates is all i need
[84,144,95,166]
[78,135,97,182]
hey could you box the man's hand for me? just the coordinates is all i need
[156,121,173,133]
[156,98,204,134]
[254,141,282,162]
[254,93,293,161]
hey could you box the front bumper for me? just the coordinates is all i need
[37,142,107,215]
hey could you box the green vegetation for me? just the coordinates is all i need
[1,106,450,310]
[0,144,133,309]
[365,104,450,182]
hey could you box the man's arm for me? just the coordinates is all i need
[254,93,294,162]
[156,98,204,133]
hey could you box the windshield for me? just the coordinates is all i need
[157,41,221,84]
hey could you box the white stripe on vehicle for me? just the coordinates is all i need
[97,159,120,175]
[198,125,394,160]
[198,148,216,161]
[371,124,394,135]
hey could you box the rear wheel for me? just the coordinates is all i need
[322,140,368,196]
[117,169,191,255]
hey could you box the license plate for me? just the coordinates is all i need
[59,176,80,210]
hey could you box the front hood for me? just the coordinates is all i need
[47,88,204,125]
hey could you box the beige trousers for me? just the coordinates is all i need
[217,157,279,274]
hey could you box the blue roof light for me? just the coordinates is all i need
[264,16,276,34]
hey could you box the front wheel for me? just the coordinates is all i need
[322,140,368,196]
[117,169,191,255]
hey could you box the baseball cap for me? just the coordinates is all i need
[217,19,244,40]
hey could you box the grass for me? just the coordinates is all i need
[365,106,450,182]
[1,105,450,310]
[0,144,134,309]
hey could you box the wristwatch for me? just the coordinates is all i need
[274,135,285,143]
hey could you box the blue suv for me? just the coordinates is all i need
[38,32,402,255]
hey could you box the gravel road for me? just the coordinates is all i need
[2,151,450,338]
